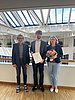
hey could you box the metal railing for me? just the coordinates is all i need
[0,58,75,63]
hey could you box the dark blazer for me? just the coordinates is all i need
[47,44,63,63]
[30,40,47,62]
[12,43,30,67]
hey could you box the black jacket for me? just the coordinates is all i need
[12,43,30,67]
[30,40,47,63]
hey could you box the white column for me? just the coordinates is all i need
[2,36,5,47]
[11,35,13,48]
[68,37,73,60]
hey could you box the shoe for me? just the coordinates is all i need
[16,85,20,93]
[16,89,20,93]
[49,88,54,92]
[24,85,28,92]
[24,85,27,91]
[32,86,37,91]
[55,88,58,93]
[40,86,44,92]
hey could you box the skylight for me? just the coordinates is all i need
[0,7,75,28]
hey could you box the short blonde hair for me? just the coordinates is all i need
[48,36,58,45]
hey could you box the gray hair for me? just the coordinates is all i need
[17,34,24,39]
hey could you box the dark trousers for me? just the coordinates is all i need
[32,62,44,87]
[16,59,27,85]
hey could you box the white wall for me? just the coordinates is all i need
[0,64,75,87]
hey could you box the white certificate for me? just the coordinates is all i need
[32,52,43,64]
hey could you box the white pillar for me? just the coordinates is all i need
[11,35,13,48]
[2,36,5,47]
[68,37,73,60]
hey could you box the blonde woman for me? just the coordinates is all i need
[47,36,63,93]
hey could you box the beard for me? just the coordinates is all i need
[37,35,41,39]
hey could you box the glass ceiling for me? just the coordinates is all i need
[0,7,75,28]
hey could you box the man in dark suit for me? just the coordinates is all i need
[30,30,47,92]
[12,34,30,93]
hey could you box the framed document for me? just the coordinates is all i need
[32,52,42,64]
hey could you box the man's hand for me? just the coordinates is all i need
[25,64,29,67]
[12,64,17,68]
[31,52,33,57]
[40,59,44,64]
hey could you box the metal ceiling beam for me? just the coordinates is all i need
[68,8,72,24]
[62,8,64,23]
[49,9,51,24]
[29,10,42,26]
[40,9,45,25]
[55,9,57,23]
[11,11,25,27]
[46,9,50,25]
[0,12,10,26]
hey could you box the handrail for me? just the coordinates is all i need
[0,58,11,60]
[0,58,75,63]
[61,59,75,62]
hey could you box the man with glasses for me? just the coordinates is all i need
[12,34,30,93]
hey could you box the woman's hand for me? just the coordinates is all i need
[12,64,17,68]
